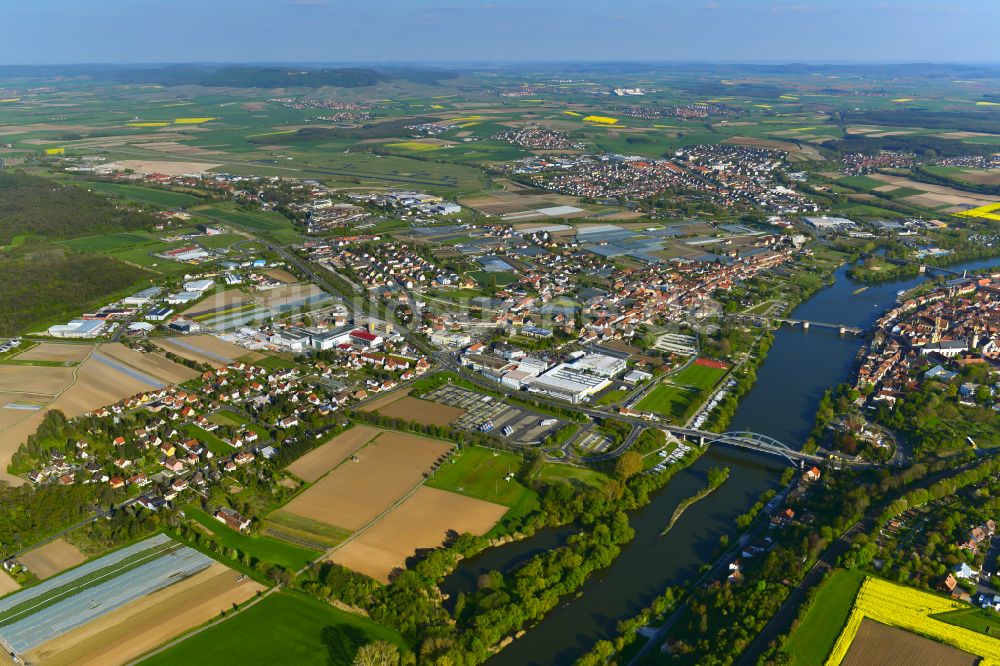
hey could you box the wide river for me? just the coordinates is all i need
[444,257,1000,666]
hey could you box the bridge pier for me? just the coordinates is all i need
[839,326,846,336]
[698,435,705,447]
[801,321,809,330]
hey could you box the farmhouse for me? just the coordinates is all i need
[214,507,251,532]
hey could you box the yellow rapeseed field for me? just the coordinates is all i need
[826,577,1000,665]
[892,98,915,102]
[564,111,582,116]
[173,117,216,124]
[583,115,618,124]
[127,122,170,127]
[386,141,441,152]
[955,202,1000,222]
[977,101,1000,106]
[44,148,65,155]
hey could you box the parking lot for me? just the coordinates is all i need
[424,385,564,445]
[575,430,613,454]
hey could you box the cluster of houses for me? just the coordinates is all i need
[855,273,1000,408]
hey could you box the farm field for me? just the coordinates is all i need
[375,395,466,426]
[24,562,264,666]
[263,511,351,551]
[330,486,507,582]
[13,343,92,364]
[280,431,452,531]
[152,334,261,367]
[286,425,383,483]
[841,618,976,666]
[18,538,86,579]
[0,571,18,596]
[782,568,867,665]
[933,606,1000,637]
[0,534,263,666]
[72,181,205,208]
[138,590,406,666]
[826,577,1000,665]
[358,388,411,412]
[183,505,320,570]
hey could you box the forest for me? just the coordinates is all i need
[0,172,158,245]
[0,244,151,335]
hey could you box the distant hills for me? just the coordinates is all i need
[0,64,458,89]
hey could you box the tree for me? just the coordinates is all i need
[353,640,400,666]
[615,451,643,481]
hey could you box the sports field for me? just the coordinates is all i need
[281,431,452,531]
[427,446,537,513]
[138,590,406,666]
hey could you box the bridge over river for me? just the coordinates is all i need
[661,425,874,469]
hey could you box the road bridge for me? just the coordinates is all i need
[735,314,864,335]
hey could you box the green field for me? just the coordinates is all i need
[836,175,885,190]
[636,363,727,421]
[139,591,407,666]
[74,181,205,208]
[672,362,728,390]
[184,505,320,570]
[595,389,630,406]
[264,511,352,550]
[782,568,867,665]
[530,461,608,489]
[468,270,519,287]
[636,384,697,420]
[427,446,538,521]
[932,606,1000,637]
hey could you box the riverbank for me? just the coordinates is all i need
[660,467,730,537]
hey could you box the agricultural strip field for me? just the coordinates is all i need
[71,181,205,208]
[0,572,17,596]
[138,590,406,666]
[12,343,92,364]
[152,334,262,367]
[330,486,507,583]
[0,534,246,661]
[374,396,466,427]
[183,505,320,570]
[285,425,383,483]
[263,512,351,551]
[358,388,412,412]
[25,562,264,666]
[826,577,1000,665]
[841,618,976,666]
[782,568,867,665]
[18,539,86,580]
[280,431,452,531]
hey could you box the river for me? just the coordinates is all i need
[445,256,1000,666]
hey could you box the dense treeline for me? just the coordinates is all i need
[250,117,441,144]
[0,172,157,244]
[0,245,151,335]
[0,482,113,557]
[89,65,457,88]
[823,134,992,158]
[841,109,1000,134]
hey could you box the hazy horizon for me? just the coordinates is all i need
[6,0,999,66]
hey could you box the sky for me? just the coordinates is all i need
[5,0,999,65]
